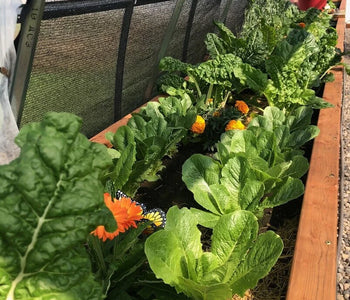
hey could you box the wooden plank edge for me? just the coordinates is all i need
[89,95,164,147]
[286,1,345,299]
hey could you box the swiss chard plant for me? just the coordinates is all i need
[145,206,283,299]
[202,1,346,110]
[0,113,116,300]
[158,53,268,112]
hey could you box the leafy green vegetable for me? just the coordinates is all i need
[145,206,283,299]
[159,56,194,73]
[88,222,150,296]
[206,0,301,70]
[107,96,195,196]
[263,30,332,109]
[0,112,114,299]
[183,107,314,221]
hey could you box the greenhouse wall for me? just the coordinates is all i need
[17,0,248,137]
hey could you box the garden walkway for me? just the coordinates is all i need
[337,25,350,300]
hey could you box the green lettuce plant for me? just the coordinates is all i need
[145,206,283,299]
[0,112,116,300]
[106,96,196,196]
[182,107,318,225]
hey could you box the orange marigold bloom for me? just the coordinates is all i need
[225,120,245,131]
[299,22,306,28]
[235,100,249,114]
[91,193,143,241]
[191,115,206,134]
[207,98,213,104]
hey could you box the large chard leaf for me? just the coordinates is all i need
[190,54,243,87]
[0,112,113,299]
[145,207,283,299]
[159,56,194,73]
[263,30,333,108]
[205,33,229,58]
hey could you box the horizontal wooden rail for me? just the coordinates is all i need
[286,1,345,299]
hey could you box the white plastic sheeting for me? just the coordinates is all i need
[0,0,22,165]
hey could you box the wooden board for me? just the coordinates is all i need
[89,96,162,147]
[286,1,345,299]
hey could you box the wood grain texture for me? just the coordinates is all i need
[286,2,345,299]
[89,96,163,147]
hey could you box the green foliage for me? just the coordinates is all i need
[183,107,316,221]
[263,30,332,109]
[157,57,195,94]
[157,73,185,94]
[203,2,342,110]
[0,112,114,299]
[107,96,196,196]
[206,0,301,70]
[200,107,241,151]
[88,222,150,297]
[145,206,283,299]
[159,56,194,73]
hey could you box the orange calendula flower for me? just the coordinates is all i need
[235,100,249,114]
[191,115,206,134]
[225,120,245,131]
[299,22,306,28]
[91,193,143,241]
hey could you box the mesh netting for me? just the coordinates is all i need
[20,0,247,137]
[21,10,124,137]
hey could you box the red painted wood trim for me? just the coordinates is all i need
[286,1,345,299]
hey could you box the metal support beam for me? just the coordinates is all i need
[10,0,45,125]
[114,1,135,121]
[182,0,198,62]
[40,0,171,20]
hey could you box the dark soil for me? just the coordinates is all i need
[134,141,204,212]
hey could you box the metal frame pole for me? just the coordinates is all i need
[10,0,45,125]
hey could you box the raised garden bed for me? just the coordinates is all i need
[287,1,346,299]
[0,1,345,299]
[89,2,347,299]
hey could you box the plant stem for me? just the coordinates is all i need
[219,91,231,109]
[90,235,107,275]
[206,83,214,103]
[190,72,202,98]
